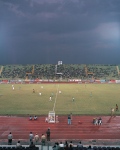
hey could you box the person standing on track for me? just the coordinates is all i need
[68,114,71,125]
[34,133,39,144]
[46,128,50,141]
[8,132,13,145]
[29,132,34,144]
[41,134,46,145]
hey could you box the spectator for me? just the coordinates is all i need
[98,117,102,125]
[34,133,39,144]
[69,141,74,147]
[29,141,35,148]
[59,141,64,147]
[52,142,60,150]
[52,145,57,150]
[77,141,83,148]
[64,141,69,150]
[69,144,73,150]
[8,132,13,145]
[34,115,37,120]
[29,116,32,120]
[88,145,92,150]
[94,118,98,125]
[16,140,22,148]
[41,134,46,145]
[46,128,50,141]
[64,141,68,147]
[29,132,34,144]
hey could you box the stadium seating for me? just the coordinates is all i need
[0,64,118,80]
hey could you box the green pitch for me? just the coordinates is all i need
[0,84,120,115]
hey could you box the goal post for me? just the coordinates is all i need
[48,111,55,123]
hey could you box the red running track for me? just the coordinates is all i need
[0,115,120,140]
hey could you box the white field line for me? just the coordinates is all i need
[53,84,59,112]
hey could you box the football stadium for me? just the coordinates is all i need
[1,0,120,149]
[0,64,120,150]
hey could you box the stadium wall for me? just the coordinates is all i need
[0,79,120,84]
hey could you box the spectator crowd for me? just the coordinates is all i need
[0,64,118,80]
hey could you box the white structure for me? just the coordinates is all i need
[58,61,62,65]
[55,61,63,76]
[48,111,55,123]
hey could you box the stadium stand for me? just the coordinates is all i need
[0,64,118,80]
[0,65,120,149]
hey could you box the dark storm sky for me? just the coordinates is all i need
[0,0,120,64]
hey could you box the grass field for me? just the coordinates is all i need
[0,83,120,115]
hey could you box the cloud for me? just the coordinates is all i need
[94,22,120,40]
[0,0,120,64]
[3,2,27,17]
[29,0,64,5]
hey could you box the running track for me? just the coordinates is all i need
[0,115,120,141]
